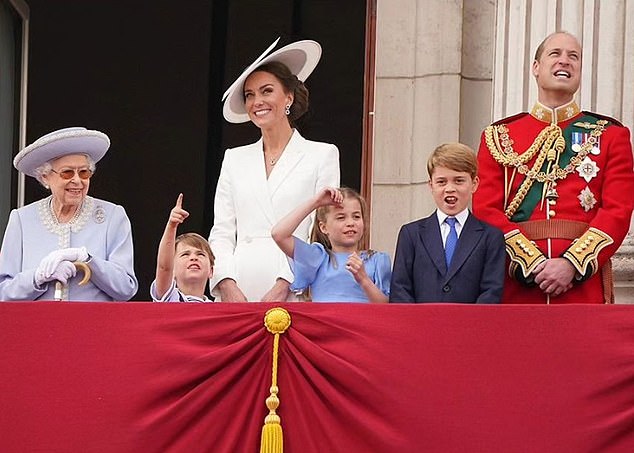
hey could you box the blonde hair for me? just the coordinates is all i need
[310,187,374,265]
[175,233,215,268]
[427,143,478,180]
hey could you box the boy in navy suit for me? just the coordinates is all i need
[390,143,505,303]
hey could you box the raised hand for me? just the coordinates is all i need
[345,252,369,284]
[313,187,344,209]
[169,193,189,226]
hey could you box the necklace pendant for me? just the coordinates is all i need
[270,158,276,166]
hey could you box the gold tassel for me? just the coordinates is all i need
[260,307,291,453]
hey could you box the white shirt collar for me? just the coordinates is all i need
[436,208,469,227]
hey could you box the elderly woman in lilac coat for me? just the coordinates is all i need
[0,127,138,301]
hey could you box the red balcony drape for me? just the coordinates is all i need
[1,302,634,452]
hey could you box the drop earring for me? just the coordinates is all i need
[285,104,291,115]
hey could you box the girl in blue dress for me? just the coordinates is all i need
[272,187,391,303]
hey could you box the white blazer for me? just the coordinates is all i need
[209,130,340,301]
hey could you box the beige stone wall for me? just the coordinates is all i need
[372,0,634,302]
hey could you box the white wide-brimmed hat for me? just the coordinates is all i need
[222,37,322,123]
[14,127,110,177]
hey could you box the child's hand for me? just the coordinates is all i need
[314,187,343,208]
[346,252,369,284]
[168,193,190,226]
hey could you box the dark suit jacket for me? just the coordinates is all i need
[389,211,505,303]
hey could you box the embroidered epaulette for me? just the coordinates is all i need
[581,111,622,127]
[491,112,529,126]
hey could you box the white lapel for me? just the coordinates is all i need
[267,130,307,198]
[243,139,277,225]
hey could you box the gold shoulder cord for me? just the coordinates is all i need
[484,120,608,219]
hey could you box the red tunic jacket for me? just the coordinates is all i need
[473,102,634,303]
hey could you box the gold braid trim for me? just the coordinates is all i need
[504,229,547,278]
[563,228,613,276]
[484,120,608,219]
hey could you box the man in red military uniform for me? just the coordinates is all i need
[473,31,634,304]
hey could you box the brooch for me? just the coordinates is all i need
[578,187,597,212]
[94,206,106,224]
[576,156,600,183]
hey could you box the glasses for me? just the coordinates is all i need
[50,168,93,180]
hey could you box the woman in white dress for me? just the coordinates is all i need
[209,38,340,302]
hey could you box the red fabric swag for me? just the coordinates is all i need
[1,302,634,452]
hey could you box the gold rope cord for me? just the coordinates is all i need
[484,120,608,219]
[503,127,562,218]
[260,307,291,453]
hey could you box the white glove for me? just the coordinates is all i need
[37,247,89,280]
[50,261,77,285]
[35,260,77,287]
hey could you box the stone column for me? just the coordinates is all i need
[372,0,464,256]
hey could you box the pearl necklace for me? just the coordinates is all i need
[50,198,84,225]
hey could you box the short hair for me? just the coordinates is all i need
[533,31,581,61]
[427,143,478,180]
[175,233,215,268]
[247,61,309,127]
[34,154,96,188]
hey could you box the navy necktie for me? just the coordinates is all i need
[445,217,458,267]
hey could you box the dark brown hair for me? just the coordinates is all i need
[249,61,309,127]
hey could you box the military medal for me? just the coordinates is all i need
[576,156,599,183]
[578,187,597,212]
[571,132,583,152]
